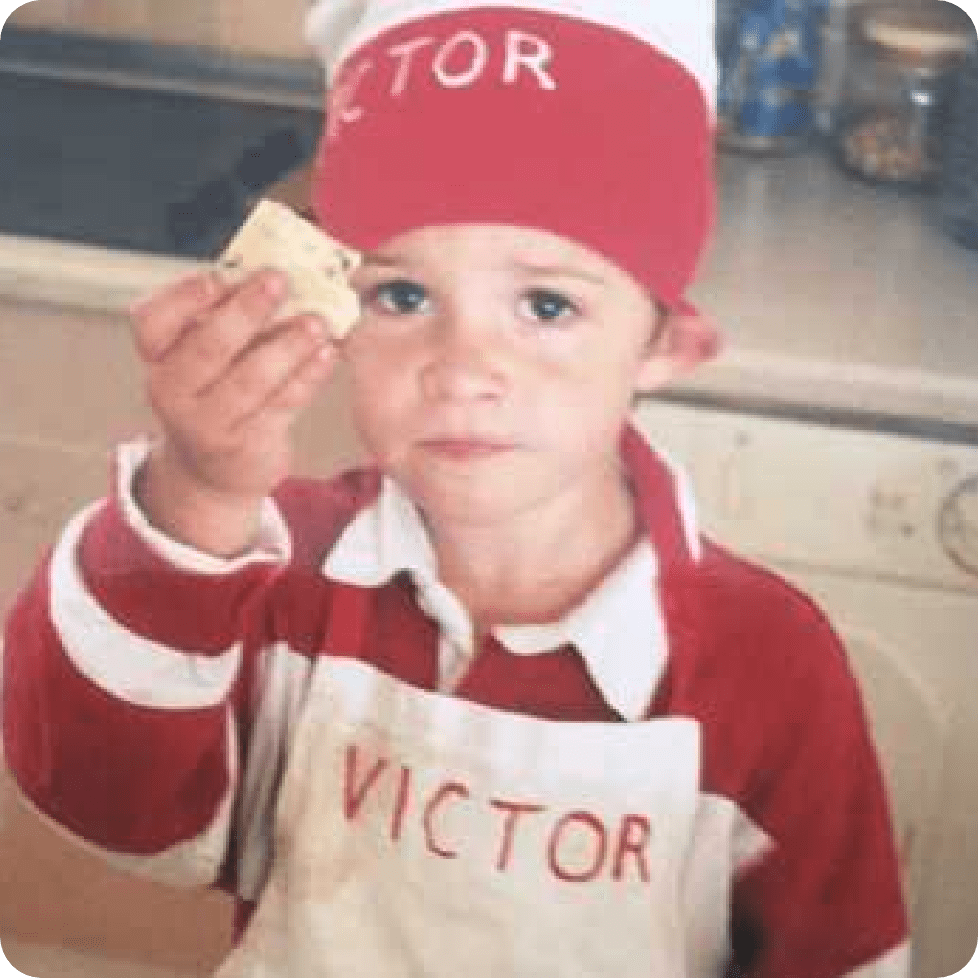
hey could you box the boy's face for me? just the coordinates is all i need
[342,223,709,526]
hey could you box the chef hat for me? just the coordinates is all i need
[305,0,717,308]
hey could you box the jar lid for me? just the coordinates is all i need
[862,2,976,59]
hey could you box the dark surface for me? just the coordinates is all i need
[0,62,322,257]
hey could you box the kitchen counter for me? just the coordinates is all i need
[1,151,976,435]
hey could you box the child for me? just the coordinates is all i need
[2,1,910,975]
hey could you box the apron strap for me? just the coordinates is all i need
[620,422,695,573]
[620,422,705,721]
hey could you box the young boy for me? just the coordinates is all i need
[2,1,910,976]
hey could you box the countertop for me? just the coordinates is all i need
[1,151,976,436]
[684,152,978,435]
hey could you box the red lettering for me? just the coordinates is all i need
[612,815,651,883]
[547,811,608,883]
[391,765,411,841]
[489,799,546,871]
[343,745,388,820]
[423,781,470,859]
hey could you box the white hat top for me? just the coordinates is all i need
[305,0,717,109]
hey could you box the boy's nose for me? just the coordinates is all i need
[419,319,506,403]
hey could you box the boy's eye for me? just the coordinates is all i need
[520,289,578,324]
[368,279,430,314]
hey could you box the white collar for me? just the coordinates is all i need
[493,540,665,720]
[323,431,699,721]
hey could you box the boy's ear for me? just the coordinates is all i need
[635,306,722,392]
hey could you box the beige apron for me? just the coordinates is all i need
[216,657,701,978]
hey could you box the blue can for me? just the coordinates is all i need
[717,0,829,152]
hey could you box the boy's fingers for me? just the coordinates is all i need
[131,271,231,362]
[259,342,336,414]
[227,340,336,440]
[199,316,333,429]
[164,271,291,394]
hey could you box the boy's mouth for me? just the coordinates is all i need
[418,438,515,460]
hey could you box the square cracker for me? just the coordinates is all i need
[220,200,361,338]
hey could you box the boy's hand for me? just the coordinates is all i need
[130,268,337,557]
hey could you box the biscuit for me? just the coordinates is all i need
[220,200,361,338]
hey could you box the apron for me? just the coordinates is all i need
[215,656,702,978]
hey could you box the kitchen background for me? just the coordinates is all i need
[0,1,977,977]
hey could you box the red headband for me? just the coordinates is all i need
[312,7,714,307]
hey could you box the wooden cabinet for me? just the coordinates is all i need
[0,246,361,973]
[8,0,316,60]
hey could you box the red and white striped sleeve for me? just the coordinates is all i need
[1,441,290,888]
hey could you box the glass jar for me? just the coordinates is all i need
[831,2,974,186]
